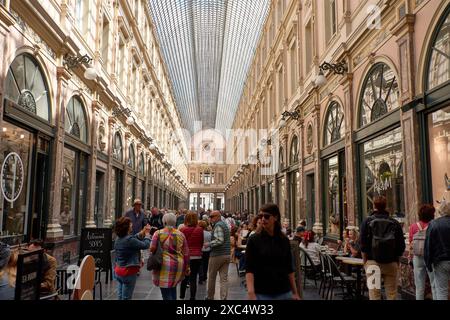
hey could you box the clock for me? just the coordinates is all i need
[1,152,24,204]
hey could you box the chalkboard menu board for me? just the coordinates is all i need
[79,228,112,271]
[14,249,43,300]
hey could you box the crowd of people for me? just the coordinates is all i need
[1,195,449,301]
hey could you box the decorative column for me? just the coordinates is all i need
[103,117,116,228]
[312,103,323,236]
[84,100,101,228]
[123,132,131,213]
[46,66,70,240]
[342,73,357,227]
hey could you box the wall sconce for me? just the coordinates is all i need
[63,54,97,80]
[279,110,300,128]
[112,106,135,126]
[315,60,348,87]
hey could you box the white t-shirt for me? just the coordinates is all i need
[300,242,321,266]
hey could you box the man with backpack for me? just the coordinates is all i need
[360,196,406,300]
[408,204,436,300]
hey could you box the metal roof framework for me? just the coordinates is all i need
[149,0,270,135]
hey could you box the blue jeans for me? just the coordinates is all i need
[115,273,137,300]
[160,287,177,300]
[413,255,436,300]
[433,260,450,300]
[256,291,293,300]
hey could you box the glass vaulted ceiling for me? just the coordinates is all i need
[149,0,270,134]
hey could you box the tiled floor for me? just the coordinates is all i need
[97,264,325,300]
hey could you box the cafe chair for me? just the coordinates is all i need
[55,268,75,300]
[318,252,332,298]
[298,246,320,289]
[325,254,356,300]
[92,268,103,300]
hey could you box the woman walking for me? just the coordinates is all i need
[180,212,204,300]
[409,204,436,300]
[113,217,151,300]
[198,220,211,284]
[245,203,300,300]
[150,213,189,300]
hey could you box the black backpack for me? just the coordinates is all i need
[368,216,398,263]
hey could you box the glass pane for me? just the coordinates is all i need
[78,154,87,233]
[126,175,134,208]
[0,122,32,244]
[110,168,117,224]
[324,156,340,237]
[428,106,450,202]
[360,127,404,218]
[428,12,450,90]
[5,55,50,121]
[325,102,344,146]
[61,147,77,237]
[360,63,399,127]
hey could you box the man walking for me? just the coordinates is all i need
[360,196,405,300]
[125,199,147,235]
[207,210,231,300]
[149,207,164,231]
[424,200,450,300]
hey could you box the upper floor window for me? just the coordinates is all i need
[324,102,344,146]
[359,63,399,127]
[325,0,337,44]
[128,144,136,169]
[139,153,145,175]
[428,7,450,90]
[290,135,299,164]
[4,54,51,122]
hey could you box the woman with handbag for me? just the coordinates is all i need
[114,217,151,300]
[150,213,189,300]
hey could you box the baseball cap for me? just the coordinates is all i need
[296,226,305,233]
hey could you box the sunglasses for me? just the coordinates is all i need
[261,213,272,220]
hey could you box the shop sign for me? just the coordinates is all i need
[1,152,24,208]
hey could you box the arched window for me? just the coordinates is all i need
[128,144,136,169]
[290,135,299,164]
[359,63,399,127]
[324,102,344,146]
[306,124,313,154]
[279,147,284,170]
[65,96,88,143]
[427,7,450,90]
[4,54,51,121]
[139,153,145,176]
[113,132,123,162]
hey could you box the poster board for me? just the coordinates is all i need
[79,228,112,271]
[14,249,43,300]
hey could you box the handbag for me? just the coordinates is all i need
[147,234,163,271]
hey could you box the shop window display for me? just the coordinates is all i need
[359,127,404,218]
[0,122,32,243]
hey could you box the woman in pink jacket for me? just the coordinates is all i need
[179,211,204,300]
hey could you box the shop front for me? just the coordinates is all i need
[1,53,52,245]
[321,101,346,239]
[355,62,405,222]
[419,5,450,205]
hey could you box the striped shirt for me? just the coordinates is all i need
[150,227,189,288]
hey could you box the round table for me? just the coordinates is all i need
[336,257,365,299]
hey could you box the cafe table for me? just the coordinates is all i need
[336,257,365,299]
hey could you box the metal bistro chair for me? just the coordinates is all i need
[55,268,75,300]
[318,251,332,298]
[92,268,103,300]
[298,246,320,289]
[325,254,357,300]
